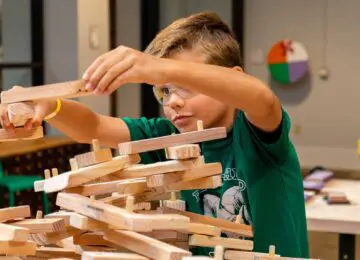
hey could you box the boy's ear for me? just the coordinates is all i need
[232,66,244,73]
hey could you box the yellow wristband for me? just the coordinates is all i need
[44,99,62,120]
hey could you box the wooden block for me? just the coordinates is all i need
[104,230,191,260]
[325,191,350,205]
[160,207,253,238]
[1,80,90,104]
[0,126,43,142]
[8,102,34,127]
[118,127,226,155]
[0,239,36,255]
[34,179,45,192]
[82,252,149,260]
[0,206,31,223]
[0,223,29,241]
[140,230,188,242]
[12,217,66,233]
[163,199,186,211]
[167,175,222,191]
[56,192,189,232]
[189,234,253,250]
[73,232,116,247]
[146,162,221,188]
[35,247,79,259]
[74,149,112,168]
[165,144,201,160]
[46,211,107,231]
[102,191,170,207]
[224,250,280,260]
[186,223,221,237]
[112,157,205,180]
[65,178,147,197]
[33,226,82,245]
[43,155,138,193]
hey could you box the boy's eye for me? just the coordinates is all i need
[162,87,171,96]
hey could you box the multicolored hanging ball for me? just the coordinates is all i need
[267,40,309,85]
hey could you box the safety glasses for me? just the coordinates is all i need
[152,84,196,105]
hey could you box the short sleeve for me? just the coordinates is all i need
[235,108,291,164]
[122,117,176,164]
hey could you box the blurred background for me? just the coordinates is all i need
[0,1,359,259]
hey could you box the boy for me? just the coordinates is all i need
[0,12,309,258]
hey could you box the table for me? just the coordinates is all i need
[306,179,360,260]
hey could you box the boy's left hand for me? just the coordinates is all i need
[82,46,166,95]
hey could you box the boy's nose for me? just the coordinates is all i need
[168,92,185,109]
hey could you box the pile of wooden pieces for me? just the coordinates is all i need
[303,168,351,205]
[0,80,319,259]
[0,80,91,142]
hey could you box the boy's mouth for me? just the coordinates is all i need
[172,114,193,125]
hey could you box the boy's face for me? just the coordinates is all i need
[161,48,235,133]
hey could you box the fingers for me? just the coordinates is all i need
[31,103,47,129]
[96,54,136,94]
[83,46,128,92]
[0,105,15,133]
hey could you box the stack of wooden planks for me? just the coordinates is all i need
[0,80,319,260]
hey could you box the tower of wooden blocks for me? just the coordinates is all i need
[0,81,319,260]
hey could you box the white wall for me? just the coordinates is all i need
[244,0,360,170]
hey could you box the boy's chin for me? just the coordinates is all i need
[175,124,198,133]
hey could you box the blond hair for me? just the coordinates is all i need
[145,12,242,67]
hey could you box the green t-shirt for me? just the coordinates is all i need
[122,109,309,258]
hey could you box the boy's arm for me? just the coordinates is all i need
[163,60,282,133]
[82,46,281,134]
[46,99,131,149]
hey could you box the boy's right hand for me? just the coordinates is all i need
[0,99,57,132]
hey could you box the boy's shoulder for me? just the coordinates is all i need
[123,116,176,141]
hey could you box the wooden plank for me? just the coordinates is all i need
[168,175,222,191]
[224,250,280,260]
[74,149,112,168]
[165,144,201,160]
[0,126,43,142]
[43,155,138,193]
[111,157,205,180]
[0,239,36,255]
[186,223,221,237]
[12,218,65,233]
[189,234,253,250]
[118,127,226,155]
[82,252,149,260]
[160,207,253,238]
[0,223,29,241]
[139,230,188,242]
[146,163,222,188]
[46,211,107,231]
[35,247,79,259]
[56,192,189,232]
[65,178,147,197]
[102,191,170,207]
[73,232,116,247]
[1,80,91,104]
[104,230,191,260]
[33,226,82,246]
[8,102,34,127]
[0,206,31,223]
